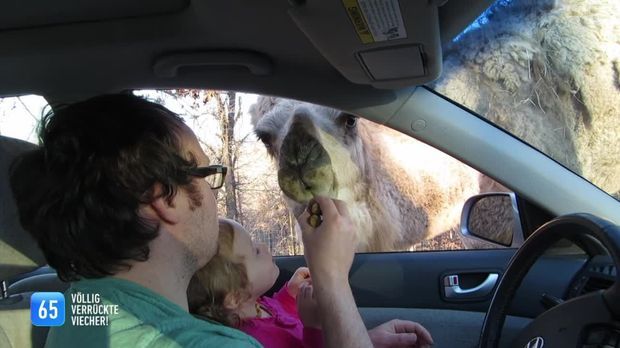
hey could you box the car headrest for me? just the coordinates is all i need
[0,135,46,281]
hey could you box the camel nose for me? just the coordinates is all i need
[290,107,314,130]
[280,117,325,170]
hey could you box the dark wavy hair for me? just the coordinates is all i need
[9,94,200,281]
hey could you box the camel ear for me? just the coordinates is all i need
[250,96,280,126]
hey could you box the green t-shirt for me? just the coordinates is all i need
[45,277,261,348]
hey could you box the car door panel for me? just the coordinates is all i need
[272,249,587,317]
[272,249,586,347]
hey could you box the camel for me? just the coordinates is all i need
[250,0,620,251]
[432,0,620,199]
[250,97,482,252]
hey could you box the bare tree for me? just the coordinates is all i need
[140,89,300,255]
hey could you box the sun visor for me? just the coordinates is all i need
[289,0,443,89]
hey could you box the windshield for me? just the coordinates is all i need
[430,0,619,200]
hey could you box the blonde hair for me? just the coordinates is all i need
[187,219,250,327]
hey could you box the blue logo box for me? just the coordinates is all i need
[31,292,65,327]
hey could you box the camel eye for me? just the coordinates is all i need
[344,115,358,129]
[255,131,272,148]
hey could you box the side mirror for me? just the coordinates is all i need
[460,192,524,247]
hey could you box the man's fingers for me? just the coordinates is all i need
[309,196,352,226]
[312,196,338,221]
[392,320,434,345]
[391,319,417,333]
[414,325,433,345]
[390,332,418,346]
[331,198,351,219]
[296,210,313,236]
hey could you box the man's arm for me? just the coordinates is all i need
[313,278,372,348]
[297,196,372,348]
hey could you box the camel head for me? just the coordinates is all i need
[250,97,370,217]
[250,96,485,252]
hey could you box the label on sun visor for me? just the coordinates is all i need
[342,0,407,44]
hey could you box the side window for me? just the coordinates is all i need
[136,90,304,256]
[137,90,514,255]
[1,92,514,256]
[0,95,48,144]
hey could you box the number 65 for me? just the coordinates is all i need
[38,300,59,319]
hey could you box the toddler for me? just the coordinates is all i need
[188,218,322,347]
[188,218,434,348]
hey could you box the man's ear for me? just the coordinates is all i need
[142,183,181,225]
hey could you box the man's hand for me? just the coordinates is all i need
[296,196,372,348]
[296,284,321,329]
[287,267,311,298]
[296,196,357,287]
[368,319,434,348]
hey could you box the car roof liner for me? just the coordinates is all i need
[0,0,493,104]
[0,0,189,31]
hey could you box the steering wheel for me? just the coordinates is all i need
[479,213,620,347]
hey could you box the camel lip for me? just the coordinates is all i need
[278,166,338,205]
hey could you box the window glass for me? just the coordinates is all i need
[135,90,304,256]
[431,0,620,200]
[0,95,48,144]
[136,90,512,255]
[0,91,514,256]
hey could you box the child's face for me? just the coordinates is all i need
[230,222,280,298]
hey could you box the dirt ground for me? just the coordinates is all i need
[411,231,465,251]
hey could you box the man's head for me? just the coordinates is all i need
[10,94,219,281]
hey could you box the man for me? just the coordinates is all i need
[10,94,432,347]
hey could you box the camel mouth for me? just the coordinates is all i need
[277,164,336,203]
[277,129,336,203]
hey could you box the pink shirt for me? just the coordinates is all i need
[239,283,323,348]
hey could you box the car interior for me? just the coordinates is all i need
[1,0,619,347]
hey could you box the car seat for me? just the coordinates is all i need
[0,135,68,348]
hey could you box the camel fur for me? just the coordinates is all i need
[250,97,481,252]
[432,0,620,198]
[249,0,620,251]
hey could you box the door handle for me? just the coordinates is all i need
[443,273,498,299]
